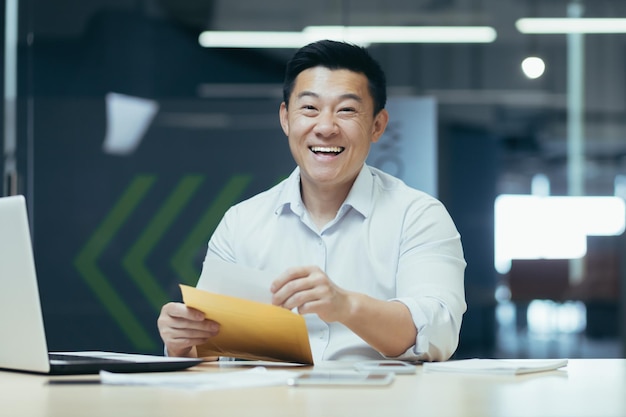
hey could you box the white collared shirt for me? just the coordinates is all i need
[204,164,466,362]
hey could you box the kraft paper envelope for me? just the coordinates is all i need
[180,284,314,365]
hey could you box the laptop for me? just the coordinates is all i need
[0,195,202,375]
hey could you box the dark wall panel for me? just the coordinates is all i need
[439,123,498,358]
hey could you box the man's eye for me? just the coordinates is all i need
[300,106,318,114]
[339,107,356,113]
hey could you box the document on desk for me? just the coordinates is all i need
[423,358,568,375]
[180,259,314,365]
[100,367,298,391]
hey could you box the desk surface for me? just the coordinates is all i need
[2,359,624,417]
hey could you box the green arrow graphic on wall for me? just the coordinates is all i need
[74,175,157,350]
[122,175,205,311]
[74,173,252,350]
[171,175,252,286]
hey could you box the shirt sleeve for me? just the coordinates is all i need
[391,200,467,362]
[194,206,239,291]
[205,206,238,263]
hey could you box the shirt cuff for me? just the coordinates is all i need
[389,297,438,362]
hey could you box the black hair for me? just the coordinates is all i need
[282,40,387,115]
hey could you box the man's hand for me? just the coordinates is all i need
[270,265,353,323]
[270,265,417,358]
[157,302,220,357]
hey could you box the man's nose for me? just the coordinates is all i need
[313,110,338,136]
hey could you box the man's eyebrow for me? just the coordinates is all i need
[339,93,363,103]
[296,91,319,100]
[295,91,363,102]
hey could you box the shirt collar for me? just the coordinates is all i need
[275,167,305,216]
[275,164,373,218]
[342,164,373,218]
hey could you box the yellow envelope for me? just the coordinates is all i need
[180,284,314,365]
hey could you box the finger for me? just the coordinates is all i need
[162,302,206,321]
[281,287,319,311]
[166,327,218,342]
[271,266,320,307]
[161,322,220,354]
[168,317,220,333]
[165,335,210,357]
[158,310,220,345]
[272,275,317,308]
[270,266,313,294]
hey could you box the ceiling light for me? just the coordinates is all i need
[198,31,306,48]
[303,26,497,44]
[198,26,497,48]
[516,18,626,34]
[521,56,546,79]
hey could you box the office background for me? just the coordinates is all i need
[2,0,625,359]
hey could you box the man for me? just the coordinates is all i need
[158,40,466,362]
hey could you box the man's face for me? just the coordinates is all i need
[279,66,388,193]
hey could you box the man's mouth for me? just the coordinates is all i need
[310,146,345,155]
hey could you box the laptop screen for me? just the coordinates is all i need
[0,195,201,374]
[0,195,52,373]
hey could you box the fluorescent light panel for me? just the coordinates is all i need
[198,26,497,48]
[516,18,626,34]
[198,31,305,48]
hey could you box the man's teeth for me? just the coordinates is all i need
[310,146,344,154]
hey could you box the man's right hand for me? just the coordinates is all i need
[157,302,220,357]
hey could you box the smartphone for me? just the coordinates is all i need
[287,371,394,387]
[354,360,417,374]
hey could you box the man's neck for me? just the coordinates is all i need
[300,179,353,231]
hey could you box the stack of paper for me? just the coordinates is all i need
[423,358,568,375]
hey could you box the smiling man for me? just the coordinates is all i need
[158,40,467,363]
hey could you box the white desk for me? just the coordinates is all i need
[2,359,624,417]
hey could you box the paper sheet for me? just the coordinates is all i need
[195,258,276,303]
[423,358,568,375]
[180,284,314,364]
[100,367,298,390]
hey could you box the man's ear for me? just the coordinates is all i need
[370,109,389,144]
[279,102,289,136]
